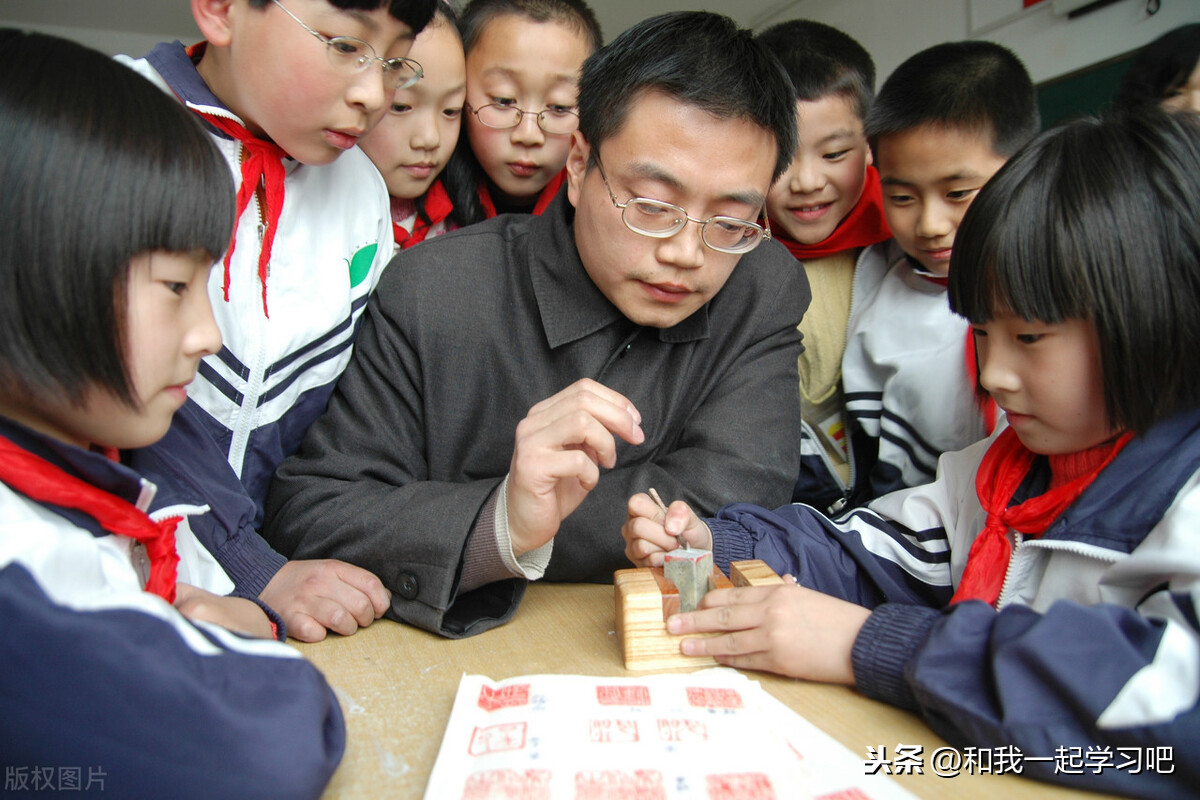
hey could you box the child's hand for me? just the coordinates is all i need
[622,492,713,567]
[260,559,392,643]
[174,582,274,639]
[666,579,871,684]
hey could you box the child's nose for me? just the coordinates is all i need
[915,201,952,239]
[510,112,545,145]
[410,112,440,151]
[978,345,1017,396]
[789,158,826,194]
[188,292,223,359]
[346,68,388,115]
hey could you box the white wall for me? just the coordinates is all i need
[756,0,1200,85]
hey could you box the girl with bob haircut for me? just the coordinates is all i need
[0,30,346,798]
[621,107,1200,799]
[1114,22,1200,113]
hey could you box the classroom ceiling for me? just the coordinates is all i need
[0,0,808,45]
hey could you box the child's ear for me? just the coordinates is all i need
[565,131,590,208]
[192,0,236,47]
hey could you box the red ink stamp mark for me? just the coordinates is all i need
[656,718,708,743]
[574,770,666,800]
[596,685,651,706]
[706,773,775,800]
[477,683,531,712]
[461,769,551,800]
[686,687,743,709]
[468,722,527,756]
[589,719,640,743]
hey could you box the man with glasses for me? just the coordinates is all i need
[116,0,438,643]
[265,11,810,638]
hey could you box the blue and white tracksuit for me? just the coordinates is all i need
[117,42,394,527]
[715,410,1200,799]
[795,239,991,514]
[0,417,344,800]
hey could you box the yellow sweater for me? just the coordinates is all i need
[797,250,857,484]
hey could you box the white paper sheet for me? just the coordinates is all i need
[424,668,916,800]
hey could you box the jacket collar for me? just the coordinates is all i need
[0,416,152,537]
[527,187,711,350]
[1043,408,1200,553]
[146,40,228,116]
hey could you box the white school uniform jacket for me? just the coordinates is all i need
[795,239,992,513]
[712,410,1200,799]
[0,417,344,800]
[117,42,394,525]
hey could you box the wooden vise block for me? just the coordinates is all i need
[613,559,783,671]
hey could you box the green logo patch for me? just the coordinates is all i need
[347,243,378,288]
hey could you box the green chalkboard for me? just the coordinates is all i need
[1036,51,1138,127]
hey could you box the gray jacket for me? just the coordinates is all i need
[264,190,809,636]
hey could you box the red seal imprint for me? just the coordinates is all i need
[477,683,531,712]
[468,722,528,756]
[657,718,708,743]
[706,772,775,800]
[589,719,640,743]
[685,687,743,709]
[575,769,666,800]
[596,685,651,706]
[461,769,551,800]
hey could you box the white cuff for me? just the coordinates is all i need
[494,475,554,580]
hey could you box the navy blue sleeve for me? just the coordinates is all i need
[708,501,954,609]
[128,401,287,597]
[852,599,1199,799]
[0,563,344,800]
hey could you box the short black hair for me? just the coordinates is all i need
[247,0,437,33]
[949,108,1200,435]
[866,40,1039,158]
[577,11,798,181]
[0,29,235,408]
[442,0,601,226]
[1114,23,1200,111]
[460,0,603,55]
[756,19,875,122]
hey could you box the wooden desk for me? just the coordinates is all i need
[294,582,1107,800]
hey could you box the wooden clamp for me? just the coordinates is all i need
[613,559,783,671]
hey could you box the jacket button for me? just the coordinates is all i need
[396,573,419,600]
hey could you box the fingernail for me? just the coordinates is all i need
[666,616,682,634]
[632,423,645,444]
[627,404,642,425]
[680,639,696,655]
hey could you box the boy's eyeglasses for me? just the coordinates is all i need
[465,102,580,136]
[594,153,770,255]
[271,0,423,90]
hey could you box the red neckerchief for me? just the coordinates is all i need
[401,179,455,249]
[950,427,1134,606]
[771,166,891,260]
[186,43,287,318]
[0,435,180,602]
[477,169,566,218]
